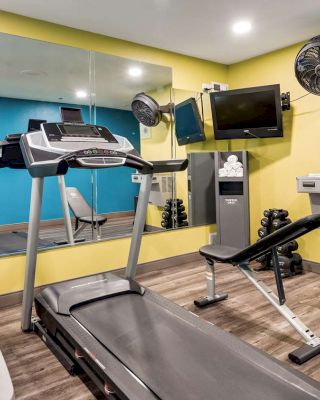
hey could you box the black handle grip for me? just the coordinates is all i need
[140,159,188,174]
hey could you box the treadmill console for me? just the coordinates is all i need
[20,121,151,177]
[42,123,118,143]
[20,121,187,178]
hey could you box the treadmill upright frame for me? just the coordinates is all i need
[21,172,154,331]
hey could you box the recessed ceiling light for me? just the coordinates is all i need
[232,20,252,35]
[76,90,87,98]
[128,67,143,77]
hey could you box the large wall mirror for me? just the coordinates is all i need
[0,32,176,256]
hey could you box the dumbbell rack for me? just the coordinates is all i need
[161,198,189,229]
[256,209,303,278]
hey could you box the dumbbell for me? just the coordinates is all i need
[272,218,292,230]
[172,207,186,216]
[277,255,293,271]
[263,209,276,218]
[173,215,187,223]
[258,227,268,238]
[162,211,172,219]
[288,253,303,275]
[277,240,298,255]
[167,198,183,206]
[174,211,187,220]
[292,253,302,266]
[293,264,303,275]
[272,209,289,220]
[161,220,172,229]
[261,217,271,228]
[177,221,189,227]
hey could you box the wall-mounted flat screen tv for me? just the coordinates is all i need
[175,97,205,146]
[210,84,283,140]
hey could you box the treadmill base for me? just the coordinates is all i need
[194,293,228,307]
[34,320,79,375]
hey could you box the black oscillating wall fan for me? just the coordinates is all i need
[131,92,172,127]
[295,35,320,95]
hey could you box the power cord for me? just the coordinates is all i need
[291,92,310,102]
[244,131,260,139]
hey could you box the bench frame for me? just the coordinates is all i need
[195,245,320,364]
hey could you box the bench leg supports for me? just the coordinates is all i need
[194,260,228,308]
[74,222,87,239]
[239,261,320,364]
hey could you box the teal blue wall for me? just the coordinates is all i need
[0,97,140,225]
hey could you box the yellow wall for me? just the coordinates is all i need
[0,11,223,295]
[227,43,320,261]
[0,225,213,295]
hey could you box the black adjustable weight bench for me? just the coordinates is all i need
[65,187,107,239]
[195,213,320,365]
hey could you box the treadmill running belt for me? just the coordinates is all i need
[0,232,54,255]
[72,293,320,400]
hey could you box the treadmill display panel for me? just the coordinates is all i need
[42,123,118,143]
[60,125,100,136]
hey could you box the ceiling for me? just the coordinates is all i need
[0,33,172,109]
[0,0,320,64]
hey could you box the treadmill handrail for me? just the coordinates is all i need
[201,214,320,264]
[140,159,188,174]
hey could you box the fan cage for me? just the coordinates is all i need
[295,36,320,96]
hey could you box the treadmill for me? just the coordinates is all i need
[20,121,320,399]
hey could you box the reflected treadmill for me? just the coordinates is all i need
[20,122,320,399]
[0,134,55,254]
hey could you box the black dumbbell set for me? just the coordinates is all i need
[255,208,303,278]
[161,198,189,229]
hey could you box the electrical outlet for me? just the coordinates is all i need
[209,232,217,244]
[202,82,229,93]
[212,82,229,91]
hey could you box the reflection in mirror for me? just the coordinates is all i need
[172,89,229,228]
[0,32,175,257]
[92,52,173,238]
[0,33,95,255]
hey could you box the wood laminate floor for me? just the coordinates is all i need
[1,261,320,399]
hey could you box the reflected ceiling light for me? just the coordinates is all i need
[20,69,47,76]
[232,20,252,35]
[76,90,87,98]
[128,66,143,77]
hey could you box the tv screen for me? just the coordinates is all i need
[210,84,283,140]
[60,107,83,123]
[175,97,205,146]
[28,119,47,132]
